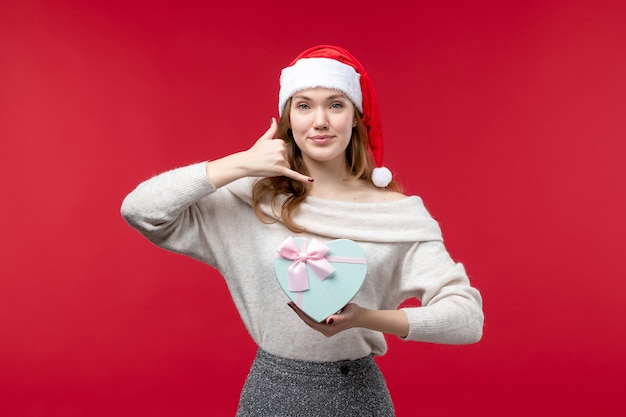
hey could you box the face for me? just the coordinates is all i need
[289,88,357,167]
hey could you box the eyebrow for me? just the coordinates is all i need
[292,93,349,101]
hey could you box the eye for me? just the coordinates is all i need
[330,102,343,109]
[296,102,310,110]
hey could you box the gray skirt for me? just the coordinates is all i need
[236,349,395,417]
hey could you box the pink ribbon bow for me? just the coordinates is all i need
[276,237,335,292]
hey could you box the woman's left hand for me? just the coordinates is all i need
[287,302,362,337]
[287,301,410,338]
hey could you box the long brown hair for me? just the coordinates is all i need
[251,98,401,233]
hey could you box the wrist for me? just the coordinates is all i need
[357,307,409,338]
[205,152,250,188]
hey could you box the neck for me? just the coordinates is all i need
[305,156,350,183]
[303,158,365,200]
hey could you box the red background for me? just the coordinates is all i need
[2,0,625,416]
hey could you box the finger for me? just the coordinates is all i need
[259,117,278,141]
[279,166,314,184]
[288,302,316,324]
[325,305,350,325]
[325,311,343,325]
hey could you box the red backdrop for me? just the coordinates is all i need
[2,0,625,416]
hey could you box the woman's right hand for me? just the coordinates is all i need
[241,118,312,182]
[205,118,313,188]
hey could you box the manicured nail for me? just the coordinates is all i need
[327,318,334,325]
[308,178,314,182]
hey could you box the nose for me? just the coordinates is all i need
[312,108,329,129]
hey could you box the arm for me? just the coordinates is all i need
[205,117,311,188]
[289,241,483,344]
[120,118,311,260]
[288,302,409,338]
[398,241,484,344]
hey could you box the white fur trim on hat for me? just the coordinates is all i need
[279,57,362,115]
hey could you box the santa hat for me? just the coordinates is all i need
[278,45,392,188]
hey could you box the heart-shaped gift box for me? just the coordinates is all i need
[274,237,367,322]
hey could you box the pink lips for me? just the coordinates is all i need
[309,135,334,144]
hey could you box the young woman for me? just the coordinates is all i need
[121,45,484,416]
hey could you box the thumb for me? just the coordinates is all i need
[259,117,278,141]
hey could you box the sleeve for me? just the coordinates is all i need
[120,161,222,266]
[398,240,484,344]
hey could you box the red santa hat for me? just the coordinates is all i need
[278,45,392,188]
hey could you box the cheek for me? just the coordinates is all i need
[288,113,308,134]
[290,118,305,132]
[289,119,306,147]
[335,110,356,131]
[338,117,354,136]
[290,122,307,144]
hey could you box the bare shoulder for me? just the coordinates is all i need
[371,188,407,203]
[312,180,408,203]
[354,184,407,203]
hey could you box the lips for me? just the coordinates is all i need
[309,135,334,144]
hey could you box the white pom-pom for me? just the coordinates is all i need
[372,166,392,187]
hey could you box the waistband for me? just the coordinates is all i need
[253,348,377,377]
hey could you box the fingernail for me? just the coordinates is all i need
[327,318,334,325]
[308,178,314,182]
